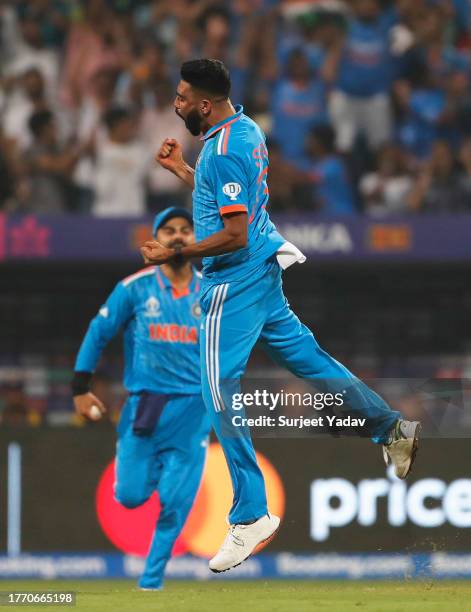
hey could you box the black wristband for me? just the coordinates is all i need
[71,371,92,396]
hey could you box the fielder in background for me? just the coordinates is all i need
[72,207,210,591]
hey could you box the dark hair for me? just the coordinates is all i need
[103,106,132,131]
[133,34,165,58]
[23,67,42,80]
[180,59,231,98]
[285,47,310,76]
[310,124,336,152]
[198,6,231,31]
[29,110,53,137]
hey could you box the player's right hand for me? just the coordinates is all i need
[73,392,106,422]
[156,138,184,173]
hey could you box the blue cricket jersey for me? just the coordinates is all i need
[396,88,446,159]
[337,12,397,97]
[308,155,356,214]
[74,266,202,395]
[193,105,285,283]
[271,78,328,164]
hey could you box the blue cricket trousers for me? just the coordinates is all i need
[199,256,400,525]
[114,393,210,588]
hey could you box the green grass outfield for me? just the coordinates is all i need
[1,580,471,612]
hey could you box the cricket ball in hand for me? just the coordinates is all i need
[89,405,102,421]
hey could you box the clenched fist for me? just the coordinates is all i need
[141,240,175,265]
[156,138,184,173]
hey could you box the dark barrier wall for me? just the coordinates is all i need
[2,262,471,359]
[1,429,470,554]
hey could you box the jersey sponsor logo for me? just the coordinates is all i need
[148,323,198,344]
[222,182,242,201]
[144,296,161,317]
[191,301,201,318]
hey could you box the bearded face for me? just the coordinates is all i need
[176,107,203,136]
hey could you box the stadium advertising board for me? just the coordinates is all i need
[1,214,471,262]
[0,431,470,579]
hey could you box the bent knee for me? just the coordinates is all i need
[114,485,150,509]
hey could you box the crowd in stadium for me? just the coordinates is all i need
[1,0,471,215]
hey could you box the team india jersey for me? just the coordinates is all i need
[74,266,202,395]
[193,104,285,283]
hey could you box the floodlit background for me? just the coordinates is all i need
[0,0,471,583]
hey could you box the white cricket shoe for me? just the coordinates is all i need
[383,419,421,479]
[139,587,162,592]
[209,513,280,573]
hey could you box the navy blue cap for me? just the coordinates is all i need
[152,207,193,237]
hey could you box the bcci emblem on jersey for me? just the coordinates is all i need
[145,296,161,317]
[192,301,201,319]
[222,182,242,201]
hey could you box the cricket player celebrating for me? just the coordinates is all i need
[141,59,420,574]
[72,207,210,590]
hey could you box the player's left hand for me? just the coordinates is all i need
[141,240,174,265]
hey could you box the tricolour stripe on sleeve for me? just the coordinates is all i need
[222,125,231,154]
[217,128,226,155]
[219,204,248,215]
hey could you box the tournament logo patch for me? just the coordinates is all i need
[191,301,201,319]
[145,296,161,317]
[222,182,241,201]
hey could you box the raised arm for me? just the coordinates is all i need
[142,151,250,264]
[156,138,195,189]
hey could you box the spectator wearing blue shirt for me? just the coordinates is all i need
[277,11,344,76]
[278,36,325,78]
[277,11,346,87]
[413,3,470,88]
[394,46,470,160]
[402,3,471,151]
[453,0,470,35]
[305,124,356,214]
[271,48,328,165]
[394,72,447,160]
[329,0,397,152]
